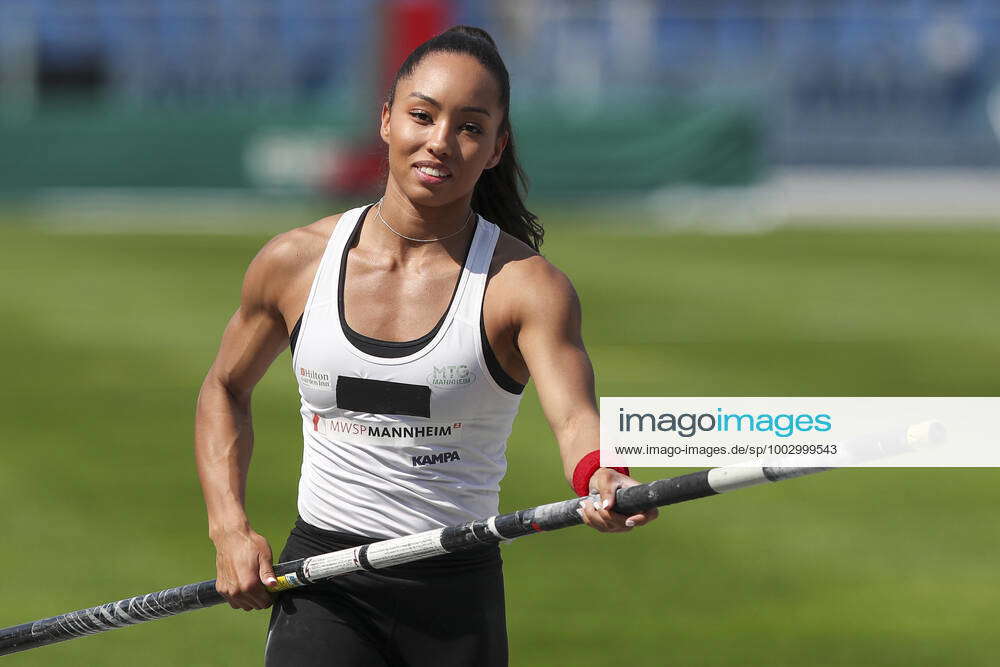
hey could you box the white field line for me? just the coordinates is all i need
[24,187,332,235]
[17,170,1000,236]
[639,168,1000,233]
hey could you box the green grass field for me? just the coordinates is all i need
[2,215,999,666]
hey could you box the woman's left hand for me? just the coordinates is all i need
[578,468,660,533]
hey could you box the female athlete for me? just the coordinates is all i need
[194,25,659,666]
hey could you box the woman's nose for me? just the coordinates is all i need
[426,123,451,157]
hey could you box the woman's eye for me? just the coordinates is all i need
[408,111,479,134]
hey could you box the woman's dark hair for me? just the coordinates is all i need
[386,25,543,250]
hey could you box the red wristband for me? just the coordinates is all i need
[571,450,630,497]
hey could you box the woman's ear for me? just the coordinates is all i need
[380,102,391,145]
[486,131,509,169]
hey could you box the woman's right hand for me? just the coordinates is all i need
[212,526,277,610]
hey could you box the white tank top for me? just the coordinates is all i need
[290,204,524,538]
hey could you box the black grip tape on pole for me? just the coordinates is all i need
[614,469,717,516]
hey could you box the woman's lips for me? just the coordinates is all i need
[414,164,452,185]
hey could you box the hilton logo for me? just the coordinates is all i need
[298,366,332,390]
[427,364,475,387]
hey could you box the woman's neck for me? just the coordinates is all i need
[369,187,475,259]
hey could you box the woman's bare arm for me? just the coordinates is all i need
[194,233,300,610]
[512,257,659,533]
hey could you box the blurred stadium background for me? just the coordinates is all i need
[2,1,999,666]
[5,0,1000,223]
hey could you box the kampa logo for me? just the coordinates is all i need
[427,364,475,387]
[411,450,462,467]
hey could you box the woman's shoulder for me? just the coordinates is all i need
[491,229,569,283]
[239,211,349,308]
[489,229,578,312]
[249,211,347,276]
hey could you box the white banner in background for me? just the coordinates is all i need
[599,397,1000,468]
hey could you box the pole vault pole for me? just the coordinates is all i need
[0,421,943,656]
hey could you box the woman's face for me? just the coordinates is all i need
[381,52,507,208]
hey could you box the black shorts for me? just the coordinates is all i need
[264,517,508,667]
